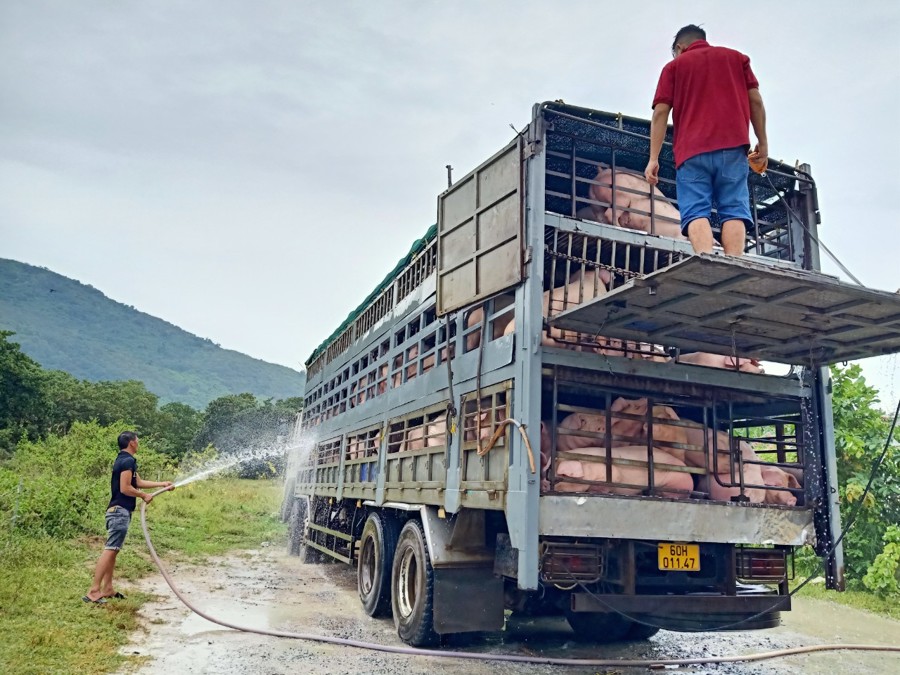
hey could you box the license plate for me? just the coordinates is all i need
[658,543,700,571]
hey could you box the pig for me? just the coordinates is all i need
[556,397,648,452]
[557,411,625,452]
[406,345,419,380]
[554,445,694,499]
[608,397,651,441]
[760,465,802,506]
[347,439,361,461]
[424,414,448,448]
[543,267,611,350]
[588,168,685,240]
[704,442,767,503]
[464,405,508,443]
[401,425,425,452]
[493,268,611,351]
[677,352,764,374]
[681,424,742,472]
[540,421,552,492]
[465,300,515,351]
[644,405,688,462]
[595,338,669,361]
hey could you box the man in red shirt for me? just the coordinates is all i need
[645,25,768,256]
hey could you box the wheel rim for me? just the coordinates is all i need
[360,535,376,595]
[397,546,418,618]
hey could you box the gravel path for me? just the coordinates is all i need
[118,547,900,675]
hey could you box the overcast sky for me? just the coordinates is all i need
[2,1,898,408]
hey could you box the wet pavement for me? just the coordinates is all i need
[118,547,899,675]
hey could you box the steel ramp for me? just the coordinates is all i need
[549,254,900,365]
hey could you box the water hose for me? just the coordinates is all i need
[140,489,899,668]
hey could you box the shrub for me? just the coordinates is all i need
[0,421,173,539]
[863,525,900,597]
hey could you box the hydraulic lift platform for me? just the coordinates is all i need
[549,255,900,366]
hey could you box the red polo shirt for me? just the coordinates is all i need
[652,40,759,167]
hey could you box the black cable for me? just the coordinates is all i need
[763,173,863,286]
[567,395,900,633]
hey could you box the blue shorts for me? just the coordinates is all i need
[104,506,132,550]
[676,147,752,237]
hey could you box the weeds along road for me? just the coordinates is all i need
[120,547,900,675]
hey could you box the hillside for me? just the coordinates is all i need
[0,259,305,409]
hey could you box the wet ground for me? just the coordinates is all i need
[119,547,899,675]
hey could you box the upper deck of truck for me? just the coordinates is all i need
[303,102,900,401]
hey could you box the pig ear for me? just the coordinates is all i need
[598,269,612,287]
[557,460,583,479]
[610,397,627,412]
[787,473,801,489]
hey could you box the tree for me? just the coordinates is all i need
[193,393,260,452]
[190,394,303,477]
[0,331,49,455]
[40,372,160,436]
[149,402,202,460]
[830,364,900,586]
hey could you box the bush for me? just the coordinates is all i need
[863,525,900,597]
[0,421,173,539]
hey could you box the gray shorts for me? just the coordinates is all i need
[104,506,132,550]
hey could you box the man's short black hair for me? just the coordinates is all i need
[672,24,706,52]
[118,431,138,450]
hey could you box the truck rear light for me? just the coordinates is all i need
[540,543,603,584]
[735,549,787,581]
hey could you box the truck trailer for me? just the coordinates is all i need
[283,101,900,646]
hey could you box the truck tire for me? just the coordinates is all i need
[391,520,440,647]
[564,609,631,643]
[288,498,319,563]
[358,512,400,617]
[625,620,661,640]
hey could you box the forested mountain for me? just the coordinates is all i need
[0,259,305,408]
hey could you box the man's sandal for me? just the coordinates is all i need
[82,595,107,604]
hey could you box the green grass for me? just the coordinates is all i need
[792,580,900,621]
[0,478,287,675]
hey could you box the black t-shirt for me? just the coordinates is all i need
[108,451,138,511]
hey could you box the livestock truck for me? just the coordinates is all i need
[283,101,900,646]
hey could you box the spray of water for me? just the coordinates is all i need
[173,445,278,487]
[172,413,319,490]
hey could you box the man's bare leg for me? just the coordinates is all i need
[86,549,118,601]
[721,219,747,256]
[100,560,116,597]
[687,218,714,254]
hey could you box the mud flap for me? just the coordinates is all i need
[432,567,504,633]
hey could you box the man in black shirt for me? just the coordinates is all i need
[83,431,173,603]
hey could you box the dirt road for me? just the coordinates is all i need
[119,547,899,675]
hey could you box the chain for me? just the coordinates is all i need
[547,251,642,279]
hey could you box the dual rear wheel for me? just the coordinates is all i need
[356,514,439,646]
[357,512,661,646]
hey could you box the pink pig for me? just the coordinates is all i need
[760,465,802,506]
[543,268,611,350]
[677,352,764,374]
[585,168,684,240]
[539,421,552,492]
[554,445,693,499]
